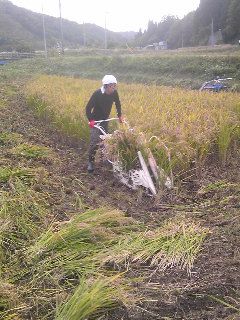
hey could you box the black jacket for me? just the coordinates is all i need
[86,89,122,121]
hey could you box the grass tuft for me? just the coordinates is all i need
[0,132,23,147]
[0,167,35,184]
[56,275,127,320]
[10,143,52,159]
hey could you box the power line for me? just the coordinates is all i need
[41,3,47,58]
[59,0,64,54]
[104,12,108,50]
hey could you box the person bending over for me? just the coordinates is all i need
[86,74,123,173]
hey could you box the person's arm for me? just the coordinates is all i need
[114,91,122,117]
[86,91,96,121]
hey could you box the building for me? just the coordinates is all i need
[143,41,168,50]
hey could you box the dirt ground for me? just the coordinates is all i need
[1,82,239,320]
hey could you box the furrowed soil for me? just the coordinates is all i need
[0,80,239,320]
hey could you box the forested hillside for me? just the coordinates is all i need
[0,0,133,51]
[134,0,240,49]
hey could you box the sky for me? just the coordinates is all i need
[10,0,200,32]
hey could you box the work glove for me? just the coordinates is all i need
[118,116,124,123]
[89,120,96,128]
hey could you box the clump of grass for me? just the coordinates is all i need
[0,132,23,147]
[26,96,51,119]
[0,99,7,110]
[11,143,52,159]
[0,219,10,263]
[0,166,35,184]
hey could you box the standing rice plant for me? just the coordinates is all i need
[217,123,237,165]
[26,75,240,173]
[26,75,93,141]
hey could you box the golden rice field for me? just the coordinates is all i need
[26,75,240,172]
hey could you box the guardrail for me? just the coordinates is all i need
[0,51,44,60]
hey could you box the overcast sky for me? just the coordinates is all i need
[10,0,200,32]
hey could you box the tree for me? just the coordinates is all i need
[224,0,240,42]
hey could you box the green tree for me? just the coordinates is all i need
[224,0,240,42]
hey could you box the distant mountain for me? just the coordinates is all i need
[118,31,137,41]
[134,0,240,49]
[0,0,136,51]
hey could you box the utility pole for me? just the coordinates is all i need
[104,12,108,50]
[83,22,86,47]
[42,4,47,58]
[59,0,64,54]
[210,18,215,46]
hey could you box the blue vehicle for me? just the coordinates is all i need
[0,60,9,65]
[0,59,14,66]
[199,77,233,92]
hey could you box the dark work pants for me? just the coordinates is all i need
[88,122,108,162]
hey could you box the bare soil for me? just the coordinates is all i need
[1,82,239,320]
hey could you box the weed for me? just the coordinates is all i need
[0,167,35,184]
[11,143,52,159]
[0,99,7,110]
[0,132,23,147]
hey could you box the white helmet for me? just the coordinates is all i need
[102,74,117,85]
